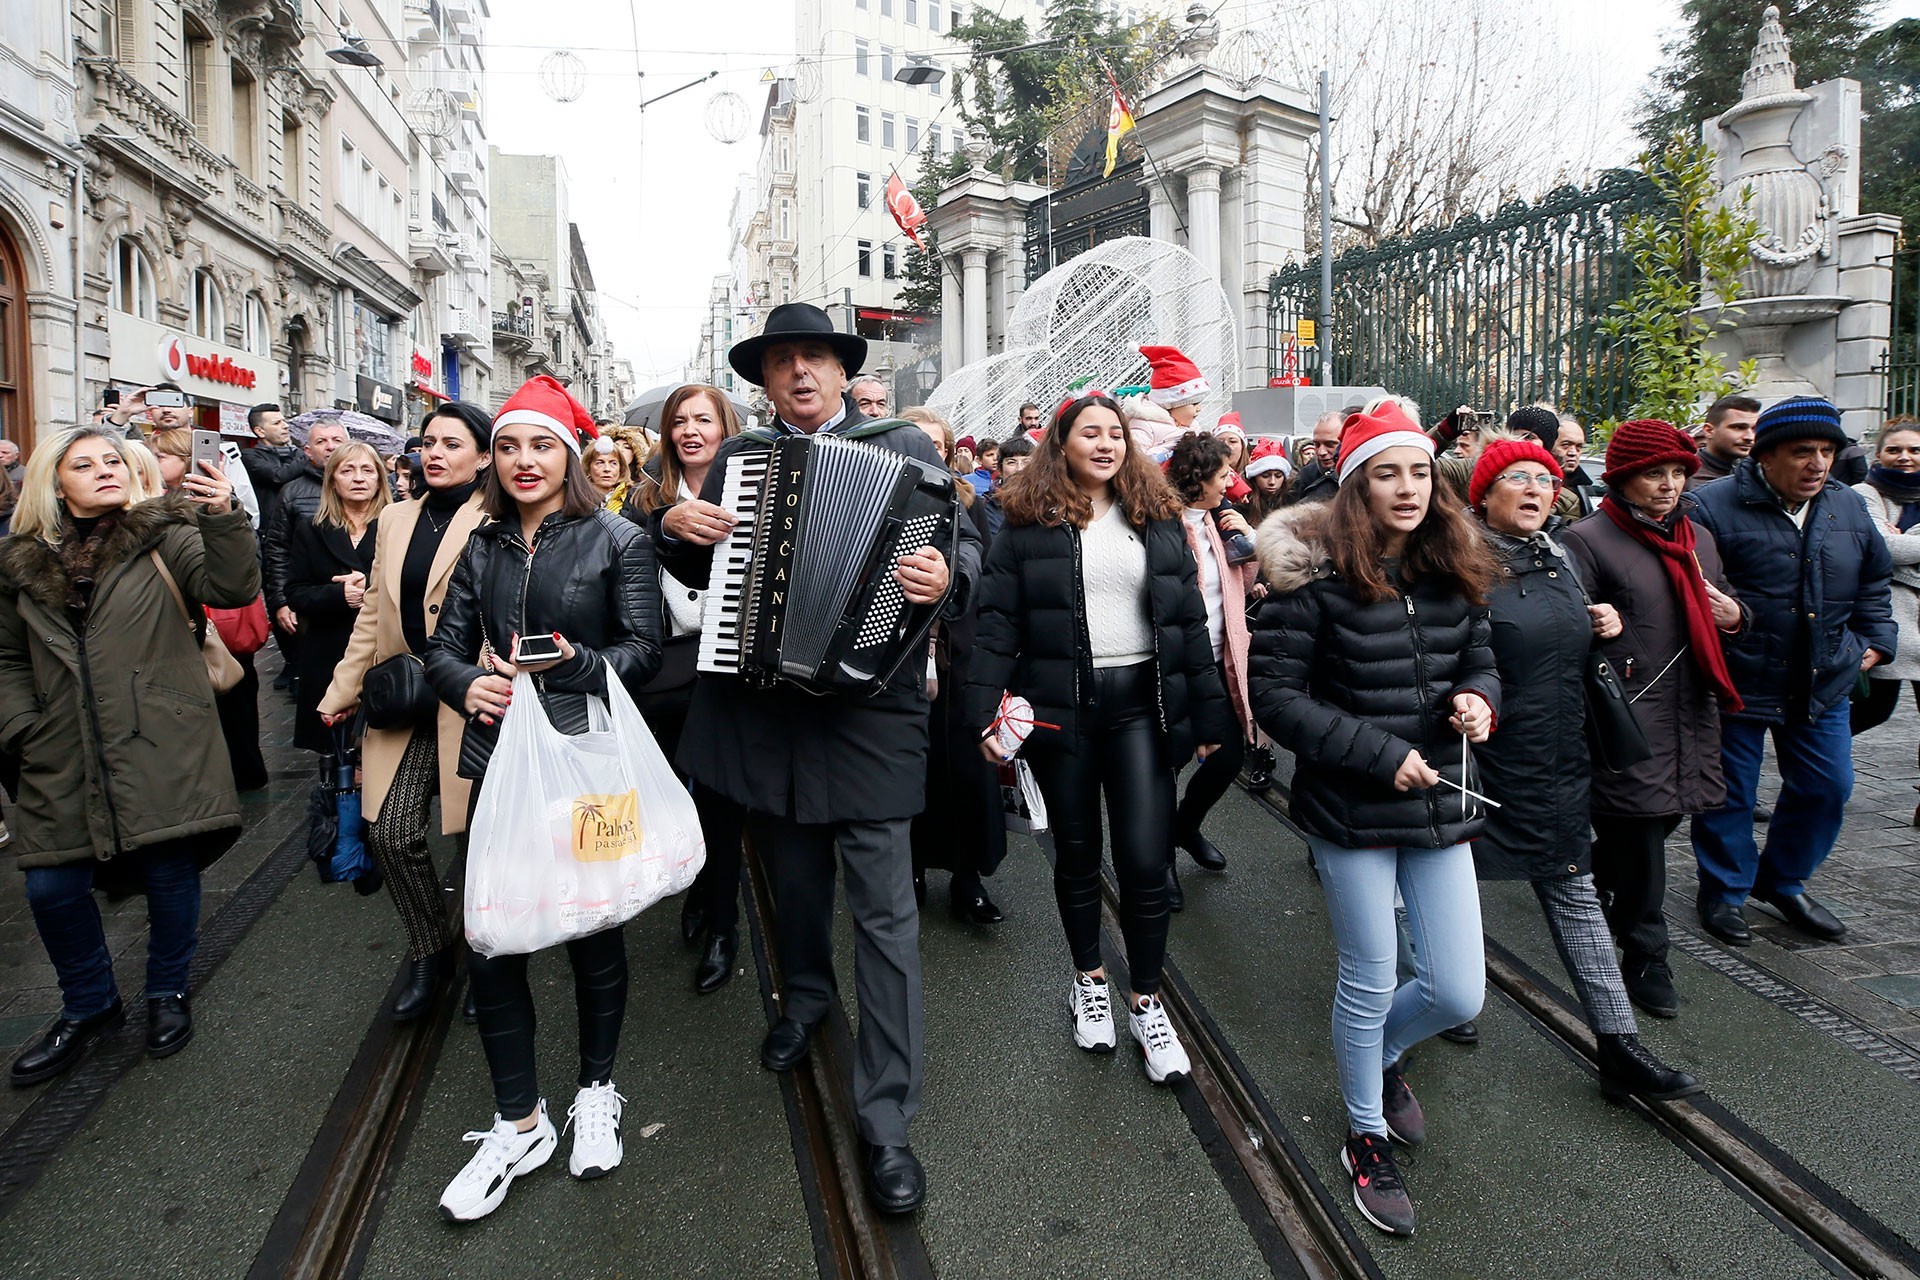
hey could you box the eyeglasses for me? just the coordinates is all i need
[1492,471,1562,492]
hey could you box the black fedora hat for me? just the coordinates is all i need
[727,303,868,387]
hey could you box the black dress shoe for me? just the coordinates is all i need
[1755,889,1847,940]
[146,994,193,1058]
[1437,1020,1479,1045]
[1621,957,1679,1019]
[1178,830,1229,872]
[760,1016,814,1071]
[1697,898,1752,946]
[390,951,444,1023]
[1166,864,1185,913]
[9,1000,125,1087]
[695,931,737,994]
[864,1142,926,1214]
[1596,1033,1703,1102]
[680,897,708,950]
[949,886,1004,925]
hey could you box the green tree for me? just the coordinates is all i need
[1602,137,1760,425]
[1857,18,1920,241]
[1636,0,1872,145]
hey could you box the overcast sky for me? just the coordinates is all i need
[483,0,1920,392]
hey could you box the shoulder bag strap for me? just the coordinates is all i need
[148,549,205,641]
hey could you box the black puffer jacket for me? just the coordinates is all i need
[424,509,662,778]
[1473,526,1591,880]
[965,514,1234,764]
[263,464,323,610]
[1248,506,1501,849]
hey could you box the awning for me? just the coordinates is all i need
[412,379,452,402]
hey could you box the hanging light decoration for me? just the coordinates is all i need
[705,90,749,144]
[792,57,823,104]
[539,50,588,103]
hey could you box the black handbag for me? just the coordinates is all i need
[1584,651,1653,773]
[362,652,438,730]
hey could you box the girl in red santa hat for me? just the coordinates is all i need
[422,374,664,1221]
[1247,395,1501,1238]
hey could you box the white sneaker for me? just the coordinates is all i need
[1070,972,1117,1053]
[438,1102,557,1222]
[1128,995,1191,1083]
[565,1080,625,1179]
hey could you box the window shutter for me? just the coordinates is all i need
[189,36,211,135]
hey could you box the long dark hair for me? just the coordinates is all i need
[423,401,493,453]
[1323,460,1497,605]
[999,393,1183,529]
[479,434,603,521]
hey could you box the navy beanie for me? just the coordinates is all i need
[1753,396,1848,453]
[1506,405,1562,448]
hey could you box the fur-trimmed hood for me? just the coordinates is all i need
[1255,503,1335,593]
[0,496,206,613]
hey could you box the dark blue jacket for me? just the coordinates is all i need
[1689,460,1896,724]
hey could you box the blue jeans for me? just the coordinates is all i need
[1311,839,1485,1137]
[1691,703,1853,905]
[23,850,202,1020]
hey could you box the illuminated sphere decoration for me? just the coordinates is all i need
[705,90,749,144]
[539,50,588,104]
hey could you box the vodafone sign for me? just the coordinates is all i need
[108,311,279,405]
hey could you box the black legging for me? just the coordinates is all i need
[463,784,629,1119]
[1175,735,1246,840]
[1027,661,1175,996]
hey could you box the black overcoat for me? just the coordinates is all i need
[284,513,377,752]
[652,403,983,824]
[1472,528,1591,880]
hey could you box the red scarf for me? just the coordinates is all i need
[1600,495,1743,713]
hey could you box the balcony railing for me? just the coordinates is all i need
[493,310,534,337]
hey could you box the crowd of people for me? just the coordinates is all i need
[0,304,1910,1240]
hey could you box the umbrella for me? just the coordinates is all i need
[622,383,755,432]
[288,408,407,456]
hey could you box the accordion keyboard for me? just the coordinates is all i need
[696,447,773,675]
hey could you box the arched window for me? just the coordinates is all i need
[191,269,224,340]
[243,292,271,356]
[111,237,156,319]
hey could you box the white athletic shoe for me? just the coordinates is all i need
[565,1080,625,1179]
[1070,972,1117,1053]
[1128,995,1191,1084]
[438,1102,557,1221]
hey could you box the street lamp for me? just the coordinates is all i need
[326,33,382,68]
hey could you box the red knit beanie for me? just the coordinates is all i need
[1602,418,1700,485]
[1469,438,1562,511]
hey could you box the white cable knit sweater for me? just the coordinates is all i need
[1081,503,1153,666]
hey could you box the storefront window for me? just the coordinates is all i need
[353,300,393,383]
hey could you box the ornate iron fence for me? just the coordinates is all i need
[1267,172,1661,422]
[1882,247,1920,419]
[1026,156,1151,283]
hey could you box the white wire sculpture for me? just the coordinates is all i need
[403,88,460,141]
[705,90,749,144]
[927,237,1240,445]
[539,51,588,103]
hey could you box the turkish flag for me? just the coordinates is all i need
[885,172,927,248]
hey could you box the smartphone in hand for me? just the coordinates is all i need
[510,633,564,665]
[190,429,223,475]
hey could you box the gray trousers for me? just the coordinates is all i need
[749,812,923,1146]
[1533,874,1637,1037]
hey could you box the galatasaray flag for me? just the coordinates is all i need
[1103,73,1136,178]
[885,171,927,248]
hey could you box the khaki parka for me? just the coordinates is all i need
[0,498,261,869]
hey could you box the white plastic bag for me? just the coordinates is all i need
[1000,759,1049,835]
[465,663,706,957]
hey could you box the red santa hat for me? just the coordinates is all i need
[493,374,598,456]
[1336,401,1433,484]
[1213,411,1247,441]
[1244,436,1292,479]
[1140,344,1210,408]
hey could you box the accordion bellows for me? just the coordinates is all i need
[698,434,960,696]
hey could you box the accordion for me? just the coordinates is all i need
[696,432,960,695]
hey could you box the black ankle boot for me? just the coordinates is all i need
[390,951,444,1023]
[10,1000,125,1086]
[1596,1033,1703,1102]
[695,930,737,994]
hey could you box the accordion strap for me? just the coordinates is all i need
[739,417,911,445]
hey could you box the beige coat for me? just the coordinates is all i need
[317,492,486,833]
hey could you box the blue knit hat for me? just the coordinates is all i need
[1753,396,1848,453]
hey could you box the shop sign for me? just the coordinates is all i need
[357,375,404,423]
[411,351,434,383]
[106,310,278,405]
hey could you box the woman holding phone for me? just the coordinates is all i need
[423,376,661,1221]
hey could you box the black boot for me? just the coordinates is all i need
[9,1000,125,1086]
[146,994,193,1058]
[1620,956,1679,1019]
[1596,1033,1703,1102]
[390,950,444,1023]
[695,930,737,995]
[1246,745,1276,791]
[1166,862,1185,913]
[1176,827,1228,872]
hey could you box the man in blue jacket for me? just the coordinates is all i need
[1689,396,1897,944]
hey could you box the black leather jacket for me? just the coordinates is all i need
[263,465,324,610]
[424,509,663,779]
